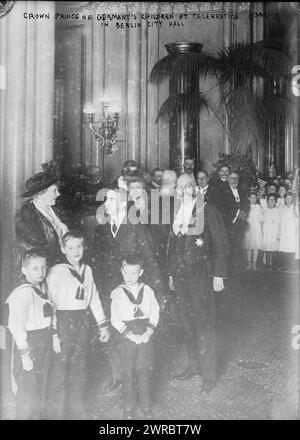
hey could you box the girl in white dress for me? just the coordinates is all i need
[243,192,263,270]
[258,185,267,211]
[276,185,288,209]
[278,192,299,270]
[262,194,281,269]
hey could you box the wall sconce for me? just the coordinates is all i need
[83,97,121,155]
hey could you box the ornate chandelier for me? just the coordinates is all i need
[84,98,121,155]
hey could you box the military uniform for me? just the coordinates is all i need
[167,193,229,383]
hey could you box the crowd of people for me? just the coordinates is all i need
[5,156,299,420]
[110,158,299,274]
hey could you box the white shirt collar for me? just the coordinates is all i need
[230,186,240,202]
[111,209,126,236]
[118,176,128,191]
[230,186,239,195]
[199,184,208,193]
[173,197,196,235]
[33,197,52,212]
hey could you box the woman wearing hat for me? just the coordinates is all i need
[14,162,69,280]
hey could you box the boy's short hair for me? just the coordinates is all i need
[267,193,277,201]
[62,229,84,247]
[21,249,47,268]
[121,256,143,269]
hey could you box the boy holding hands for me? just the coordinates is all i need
[110,256,160,420]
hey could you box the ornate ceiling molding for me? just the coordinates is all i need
[64,2,251,15]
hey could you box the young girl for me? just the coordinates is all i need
[243,192,263,270]
[278,192,299,270]
[276,184,288,209]
[258,184,267,210]
[262,194,281,269]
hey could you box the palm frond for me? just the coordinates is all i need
[155,93,209,123]
[230,112,263,155]
[149,52,216,84]
[227,90,265,154]
[215,42,268,91]
[253,38,292,82]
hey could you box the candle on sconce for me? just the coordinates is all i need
[99,94,110,103]
[83,104,96,114]
[109,104,122,114]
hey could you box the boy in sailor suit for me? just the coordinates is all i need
[110,256,160,420]
[46,230,110,420]
[6,249,54,419]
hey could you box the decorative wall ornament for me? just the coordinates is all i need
[68,1,251,15]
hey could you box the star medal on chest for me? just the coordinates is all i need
[195,237,204,247]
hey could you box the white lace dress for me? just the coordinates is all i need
[243,204,263,250]
[279,205,299,253]
[262,207,281,252]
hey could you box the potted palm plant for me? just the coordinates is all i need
[149,37,292,174]
[149,42,216,173]
[213,38,292,165]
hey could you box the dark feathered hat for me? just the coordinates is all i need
[22,161,61,198]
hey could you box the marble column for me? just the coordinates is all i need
[290,10,300,172]
[222,2,233,154]
[0,1,55,302]
[167,42,203,174]
[126,3,142,163]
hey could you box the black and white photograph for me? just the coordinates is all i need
[0,0,300,424]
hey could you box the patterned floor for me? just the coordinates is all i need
[83,268,299,420]
[1,268,299,420]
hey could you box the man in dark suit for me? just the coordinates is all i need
[168,174,229,393]
[210,171,248,265]
[209,165,231,213]
[210,168,248,225]
[182,156,197,186]
[91,188,164,391]
[111,160,139,192]
[196,170,213,203]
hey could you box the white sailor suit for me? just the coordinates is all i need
[46,262,108,420]
[110,282,159,413]
[6,281,53,419]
